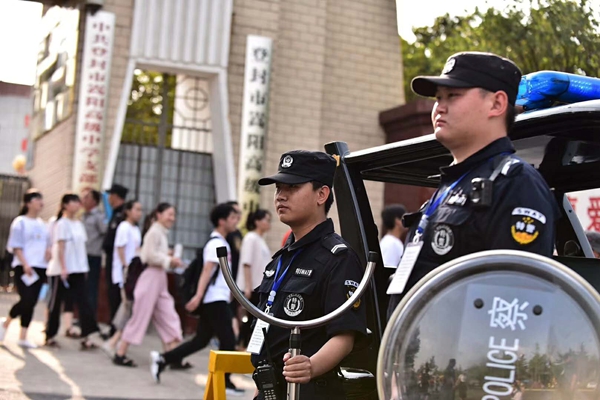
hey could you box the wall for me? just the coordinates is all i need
[28,0,135,219]
[0,83,31,175]
[228,0,404,249]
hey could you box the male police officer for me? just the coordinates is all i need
[251,150,367,400]
[387,52,561,317]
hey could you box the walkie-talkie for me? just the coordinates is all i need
[252,328,282,400]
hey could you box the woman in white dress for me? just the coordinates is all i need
[0,189,51,348]
[45,193,100,349]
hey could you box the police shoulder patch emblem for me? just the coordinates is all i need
[284,293,304,317]
[345,280,361,309]
[511,207,546,245]
[431,224,454,255]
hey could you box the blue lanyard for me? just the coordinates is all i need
[414,152,511,242]
[266,250,302,310]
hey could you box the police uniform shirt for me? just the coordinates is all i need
[388,137,561,318]
[251,218,368,371]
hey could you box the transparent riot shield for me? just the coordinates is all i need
[378,250,600,400]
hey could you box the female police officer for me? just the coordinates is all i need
[250,150,367,400]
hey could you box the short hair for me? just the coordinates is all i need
[311,181,334,214]
[381,204,406,230]
[479,88,516,133]
[210,203,236,227]
[505,104,517,134]
[88,189,101,205]
[586,231,600,254]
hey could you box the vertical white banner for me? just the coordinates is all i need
[72,11,115,193]
[237,35,273,226]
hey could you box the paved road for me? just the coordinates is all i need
[0,293,255,400]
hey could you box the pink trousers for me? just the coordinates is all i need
[121,266,182,346]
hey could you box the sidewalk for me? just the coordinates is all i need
[0,293,255,400]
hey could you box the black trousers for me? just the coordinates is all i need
[46,273,100,340]
[162,301,235,384]
[86,255,102,318]
[105,256,121,333]
[9,266,47,328]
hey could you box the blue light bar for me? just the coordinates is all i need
[516,70,600,111]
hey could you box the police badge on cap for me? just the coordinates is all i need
[258,150,337,187]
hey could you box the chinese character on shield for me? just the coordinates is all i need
[488,296,529,331]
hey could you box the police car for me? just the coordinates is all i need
[326,71,600,399]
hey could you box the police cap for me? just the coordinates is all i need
[411,51,522,105]
[258,150,336,187]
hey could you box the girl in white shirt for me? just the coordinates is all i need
[0,190,51,348]
[104,200,142,353]
[237,209,272,348]
[45,193,100,349]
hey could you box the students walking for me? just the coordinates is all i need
[113,202,183,367]
[103,200,142,354]
[150,203,245,396]
[0,190,51,348]
[45,194,100,349]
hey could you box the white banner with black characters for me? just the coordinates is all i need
[237,35,273,227]
[72,11,115,193]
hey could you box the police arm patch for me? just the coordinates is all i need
[345,280,361,309]
[510,207,546,245]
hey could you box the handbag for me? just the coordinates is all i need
[124,256,146,300]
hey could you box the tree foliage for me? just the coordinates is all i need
[402,0,600,102]
[121,70,176,145]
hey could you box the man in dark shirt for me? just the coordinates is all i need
[102,183,128,335]
[387,52,560,318]
[251,150,367,400]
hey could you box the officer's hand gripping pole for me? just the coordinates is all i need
[217,247,377,400]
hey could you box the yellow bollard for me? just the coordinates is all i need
[204,350,255,400]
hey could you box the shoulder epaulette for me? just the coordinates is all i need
[322,234,348,255]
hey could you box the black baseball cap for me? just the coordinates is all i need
[411,52,522,105]
[105,183,128,199]
[258,150,336,187]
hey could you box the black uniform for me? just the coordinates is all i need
[102,203,125,325]
[387,137,561,318]
[251,219,367,400]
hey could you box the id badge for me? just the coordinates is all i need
[247,317,271,354]
[386,241,423,295]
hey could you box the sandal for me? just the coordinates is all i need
[113,354,137,367]
[80,340,98,350]
[170,361,193,370]
[65,329,81,339]
[44,339,61,348]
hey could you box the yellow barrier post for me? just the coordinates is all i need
[204,350,255,400]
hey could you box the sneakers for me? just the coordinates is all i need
[225,382,245,397]
[0,318,6,342]
[17,339,38,349]
[150,351,166,383]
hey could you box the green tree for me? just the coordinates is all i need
[121,70,176,146]
[402,0,600,102]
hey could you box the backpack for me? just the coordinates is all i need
[124,256,147,300]
[178,236,220,316]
